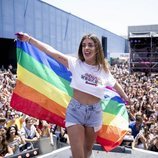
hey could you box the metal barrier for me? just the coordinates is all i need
[6,148,39,158]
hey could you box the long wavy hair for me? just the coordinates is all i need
[0,131,8,156]
[6,124,19,140]
[78,34,109,72]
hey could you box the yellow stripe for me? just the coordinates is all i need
[102,112,129,130]
[17,64,71,108]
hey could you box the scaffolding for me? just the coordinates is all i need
[129,32,158,73]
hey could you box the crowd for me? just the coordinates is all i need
[0,62,158,157]
[0,65,68,157]
[111,62,158,152]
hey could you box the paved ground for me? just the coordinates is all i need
[6,138,158,158]
[37,144,158,158]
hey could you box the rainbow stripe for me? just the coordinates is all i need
[11,41,129,151]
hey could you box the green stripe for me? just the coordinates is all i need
[17,48,73,96]
[101,99,128,120]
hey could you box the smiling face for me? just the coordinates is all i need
[81,38,97,65]
[78,34,109,72]
[9,127,16,136]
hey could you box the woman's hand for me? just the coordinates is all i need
[124,97,131,105]
[113,82,131,105]
[15,32,30,42]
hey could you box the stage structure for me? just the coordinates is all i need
[129,32,158,73]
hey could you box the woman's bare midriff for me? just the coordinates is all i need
[73,89,101,105]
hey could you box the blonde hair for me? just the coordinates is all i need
[78,34,109,72]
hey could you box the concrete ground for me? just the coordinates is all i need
[6,136,158,158]
[37,144,158,158]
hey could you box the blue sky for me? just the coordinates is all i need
[41,0,158,36]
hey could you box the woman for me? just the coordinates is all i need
[16,32,129,158]
[36,120,51,138]
[0,130,13,157]
[148,126,158,152]
[132,126,149,150]
[6,125,26,154]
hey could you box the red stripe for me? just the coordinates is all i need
[11,93,65,127]
[97,136,123,152]
[13,80,66,118]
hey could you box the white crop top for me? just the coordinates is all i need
[68,57,116,99]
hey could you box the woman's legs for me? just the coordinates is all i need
[67,124,85,158]
[67,125,97,158]
[84,127,97,158]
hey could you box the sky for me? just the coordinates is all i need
[41,0,158,36]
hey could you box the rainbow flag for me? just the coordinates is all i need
[11,41,129,151]
[97,87,129,151]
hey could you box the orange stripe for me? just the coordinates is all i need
[14,80,66,118]
[98,124,127,142]
[97,136,123,151]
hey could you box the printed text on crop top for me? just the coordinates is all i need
[68,57,116,99]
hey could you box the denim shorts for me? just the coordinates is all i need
[65,98,103,132]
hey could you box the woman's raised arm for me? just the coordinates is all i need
[16,32,69,68]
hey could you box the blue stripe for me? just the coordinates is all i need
[16,41,72,82]
[111,96,125,104]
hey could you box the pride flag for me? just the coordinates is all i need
[11,41,129,151]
